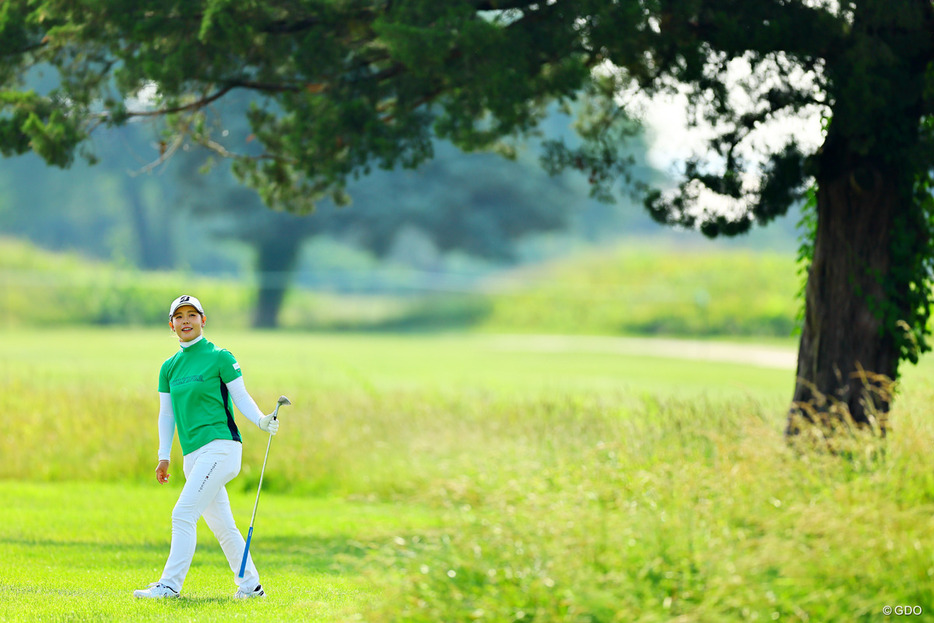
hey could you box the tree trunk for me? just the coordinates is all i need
[251,234,303,329]
[784,0,934,440]
[786,152,902,437]
[126,180,172,270]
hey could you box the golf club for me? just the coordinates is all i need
[238,395,291,579]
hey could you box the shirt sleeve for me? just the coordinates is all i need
[157,392,175,461]
[218,349,244,384]
[225,376,265,427]
[158,360,170,393]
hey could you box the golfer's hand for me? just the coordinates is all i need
[259,413,279,435]
[156,460,170,484]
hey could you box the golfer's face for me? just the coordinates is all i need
[171,306,204,342]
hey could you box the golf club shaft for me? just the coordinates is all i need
[239,527,254,578]
[238,403,281,578]
[248,432,275,527]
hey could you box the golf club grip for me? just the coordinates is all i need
[238,526,254,579]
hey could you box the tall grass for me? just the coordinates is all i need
[361,396,934,622]
[337,382,934,622]
[2,328,932,620]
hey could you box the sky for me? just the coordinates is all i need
[636,0,846,225]
[639,55,826,205]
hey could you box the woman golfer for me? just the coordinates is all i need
[134,295,279,599]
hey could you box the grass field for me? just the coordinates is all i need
[476,244,800,337]
[2,328,934,621]
[0,236,801,337]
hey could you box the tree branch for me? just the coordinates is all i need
[468,0,541,10]
[690,0,845,60]
[0,39,47,59]
[128,134,184,177]
[117,84,236,119]
[261,5,386,35]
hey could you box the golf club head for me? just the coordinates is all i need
[272,395,291,419]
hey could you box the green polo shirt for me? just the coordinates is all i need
[158,337,243,455]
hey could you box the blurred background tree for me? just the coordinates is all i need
[174,98,659,327]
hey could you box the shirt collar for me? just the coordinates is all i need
[179,334,205,349]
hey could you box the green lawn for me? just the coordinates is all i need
[0,480,439,621]
[1,328,933,622]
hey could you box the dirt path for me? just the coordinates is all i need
[490,334,797,370]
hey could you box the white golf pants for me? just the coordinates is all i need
[159,439,260,593]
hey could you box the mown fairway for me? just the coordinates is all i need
[2,328,933,621]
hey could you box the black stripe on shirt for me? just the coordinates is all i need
[220,380,242,443]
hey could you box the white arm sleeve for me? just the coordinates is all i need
[226,376,265,428]
[158,392,175,461]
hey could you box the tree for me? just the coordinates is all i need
[0,125,178,269]
[2,1,933,435]
[178,134,605,328]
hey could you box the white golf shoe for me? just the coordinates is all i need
[133,582,180,598]
[234,584,266,599]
